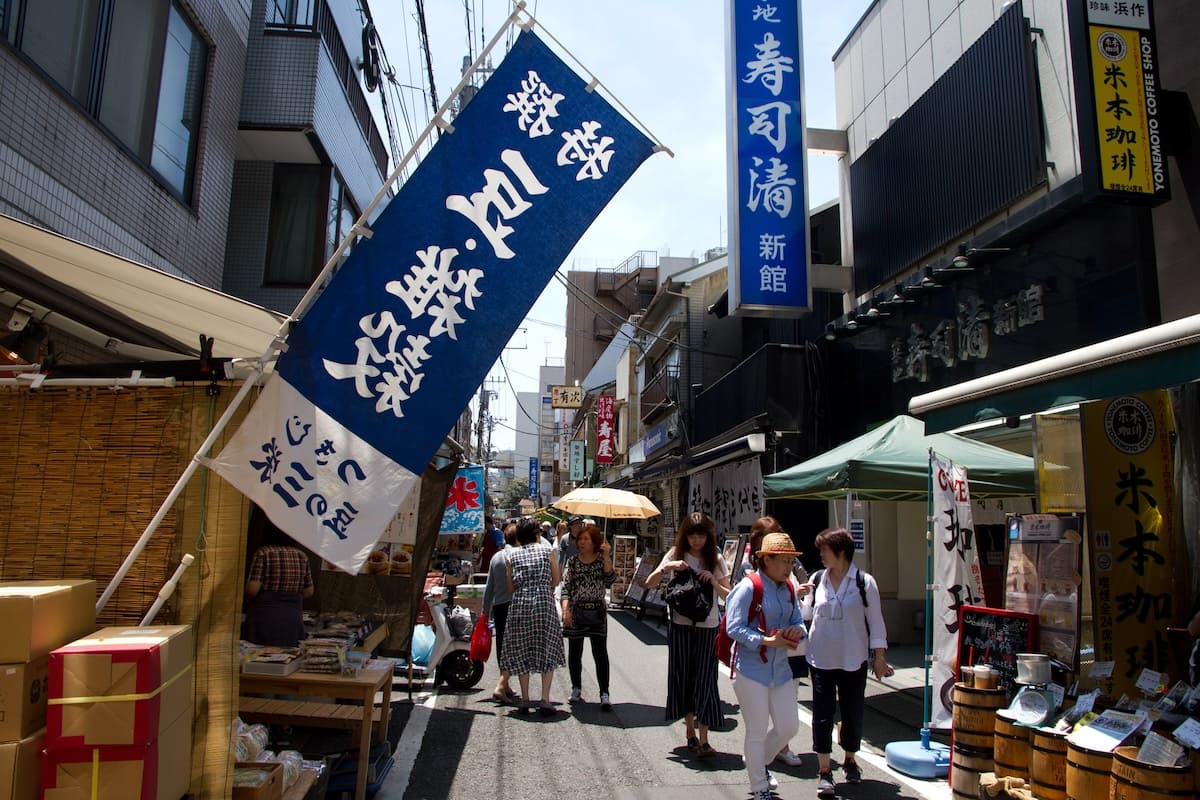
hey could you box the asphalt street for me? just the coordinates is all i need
[376,609,953,800]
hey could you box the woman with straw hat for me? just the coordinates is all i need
[724,531,808,800]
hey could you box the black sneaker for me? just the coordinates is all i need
[844,760,862,784]
[817,771,836,798]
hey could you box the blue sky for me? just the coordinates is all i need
[370,1,874,450]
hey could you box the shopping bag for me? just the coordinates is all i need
[469,613,492,660]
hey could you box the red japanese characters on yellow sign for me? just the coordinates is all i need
[1081,392,1183,698]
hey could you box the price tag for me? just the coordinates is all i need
[1135,668,1166,695]
[1049,682,1066,710]
[1090,661,1115,679]
[1074,690,1098,715]
[1173,717,1200,750]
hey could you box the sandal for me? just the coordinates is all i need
[686,736,701,753]
[538,701,555,717]
[696,742,717,759]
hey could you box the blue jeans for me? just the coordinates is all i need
[810,662,868,754]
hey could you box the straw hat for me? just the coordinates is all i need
[757,532,801,557]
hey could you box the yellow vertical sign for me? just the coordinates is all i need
[1089,26,1155,194]
[1082,392,1182,698]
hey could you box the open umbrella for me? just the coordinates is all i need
[552,487,660,521]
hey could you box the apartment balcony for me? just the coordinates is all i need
[641,364,681,423]
[237,0,389,204]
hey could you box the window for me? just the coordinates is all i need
[4,0,207,201]
[325,171,359,262]
[265,165,325,286]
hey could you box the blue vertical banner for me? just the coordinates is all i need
[528,457,540,499]
[209,30,656,572]
[725,0,811,316]
[440,466,485,534]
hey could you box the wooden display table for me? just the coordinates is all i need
[240,662,394,800]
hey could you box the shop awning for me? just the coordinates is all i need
[762,414,1036,501]
[909,312,1200,433]
[685,432,766,475]
[0,214,289,361]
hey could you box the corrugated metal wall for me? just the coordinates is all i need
[850,2,1045,294]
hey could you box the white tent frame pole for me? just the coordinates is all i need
[99,4,536,617]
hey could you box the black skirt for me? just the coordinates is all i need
[665,622,723,728]
[242,590,305,647]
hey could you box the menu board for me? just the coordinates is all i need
[610,536,638,604]
[624,551,666,611]
[958,604,1039,692]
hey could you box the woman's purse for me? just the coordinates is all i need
[569,603,606,634]
[663,568,714,623]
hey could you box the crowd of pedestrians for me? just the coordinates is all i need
[477,511,892,799]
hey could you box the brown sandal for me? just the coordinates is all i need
[696,742,717,758]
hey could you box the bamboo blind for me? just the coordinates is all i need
[0,382,254,800]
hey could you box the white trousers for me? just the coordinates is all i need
[732,675,800,792]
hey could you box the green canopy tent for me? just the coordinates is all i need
[762,414,1037,502]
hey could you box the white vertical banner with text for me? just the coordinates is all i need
[930,451,987,729]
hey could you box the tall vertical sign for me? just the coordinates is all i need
[930,452,987,729]
[569,440,586,481]
[1082,392,1182,699]
[595,394,615,464]
[1070,0,1169,201]
[725,0,811,316]
[528,457,539,499]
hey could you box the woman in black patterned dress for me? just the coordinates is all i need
[500,518,565,716]
[646,512,731,757]
[561,523,616,709]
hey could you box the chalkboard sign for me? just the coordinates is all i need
[957,604,1038,693]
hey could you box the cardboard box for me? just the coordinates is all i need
[40,708,190,800]
[0,582,95,664]
[0,658,48,743]
[46,626,192,749]
[232,761,283,800]
[0,729,42,800]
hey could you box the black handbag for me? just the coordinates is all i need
[663,568,714,623]
[567,603,606,635]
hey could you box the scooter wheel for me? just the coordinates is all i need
[438,650,484,689]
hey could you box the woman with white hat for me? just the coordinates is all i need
[724,531,808,800]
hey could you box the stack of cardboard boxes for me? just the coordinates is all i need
[0,581,97,800]
[41,625,194,800]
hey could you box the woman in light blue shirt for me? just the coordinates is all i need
[725,532,807,800]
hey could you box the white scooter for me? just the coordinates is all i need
[418,585,484,689]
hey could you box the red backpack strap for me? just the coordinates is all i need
[748,572,769,663]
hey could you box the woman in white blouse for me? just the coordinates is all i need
[801,527,893,798]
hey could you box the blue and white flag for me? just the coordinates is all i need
[439,466,485,535]
[210,31,656,572]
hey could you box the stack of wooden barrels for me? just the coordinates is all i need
[951,682,1007,800]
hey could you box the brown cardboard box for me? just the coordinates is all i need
[0,729,42,800]
[0,581,95,664]
[232,761,284,800]
[47,626,192,748]
[0,658,48,743]
[41,707,190,800]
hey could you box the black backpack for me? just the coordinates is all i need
[663,568,715,623]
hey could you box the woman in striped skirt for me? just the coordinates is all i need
[647,512,731,757]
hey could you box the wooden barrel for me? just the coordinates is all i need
[952,682,1006,751]
[951,744,994,800]
[1030,728,1068,800]
[1110,745,1194,800]
[1066,740,1113,800]
[993,709,1031,780]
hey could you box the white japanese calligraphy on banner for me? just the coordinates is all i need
[208,31,655,573]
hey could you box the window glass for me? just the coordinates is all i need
[266,165,324,286]
[20,0,99,103]
[150,4,207,197]
[100,0,166,158]
[325,175,341,261]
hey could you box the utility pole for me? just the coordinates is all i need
[474,383,489,465]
